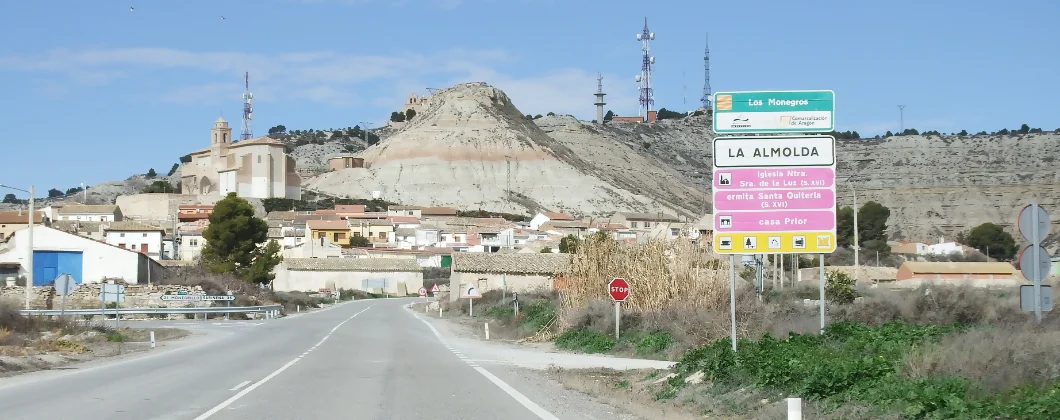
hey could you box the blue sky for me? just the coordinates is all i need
[1,0,1057,197]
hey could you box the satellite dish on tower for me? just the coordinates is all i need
[649,32,655,40]
[247,113,254,120]
[635,75,642,82]
[636,33,642,40]
[372,191,381,199]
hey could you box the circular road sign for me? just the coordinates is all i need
[417,287,427,297]
[608,278,630,302]
[1018,244,1053,283]
[1018,204,1051,243]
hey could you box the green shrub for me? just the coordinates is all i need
[825,270,858,304]
[555,328,616,353]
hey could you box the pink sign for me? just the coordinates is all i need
[713,189,835,211]
[714,210,835,232]
[714,167,835,190]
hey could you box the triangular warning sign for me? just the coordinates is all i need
[431,283,440,293]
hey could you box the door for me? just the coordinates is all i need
[32,251,83,286]
[140,244,148,253]
[441,255,452,268]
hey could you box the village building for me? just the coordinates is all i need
[180,117,301,199]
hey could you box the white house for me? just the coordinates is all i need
[104,221,165,260]
[179,229,205,262]
[529,212,575,230]
[56,204,123,222]
[0,225,163,285]
[923,238,965,256]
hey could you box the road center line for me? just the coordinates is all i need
[411,311,560,420]
[192,305,373,420]
[229,381,251,391]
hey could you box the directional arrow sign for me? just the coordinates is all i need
[160,295,235,301]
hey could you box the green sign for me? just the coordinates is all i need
[712,90,835,134]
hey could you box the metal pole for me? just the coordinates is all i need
[1032,204,1043,323]
[26,186,34,309]
[729,254,737,352]
[852,186,860,283]
[819,254,826,333]
[614,301,621,340]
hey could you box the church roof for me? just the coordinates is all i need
[229,136,287,148]
[215,116,227,124]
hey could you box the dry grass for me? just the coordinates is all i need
[563,236,727,314]
[902,324,1060,393]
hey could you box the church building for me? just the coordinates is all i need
[180,117,301,200]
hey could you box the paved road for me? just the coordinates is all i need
[0,298,653,420]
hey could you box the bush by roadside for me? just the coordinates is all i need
[451,288,561,341]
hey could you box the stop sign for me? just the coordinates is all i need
[608,278,630,302]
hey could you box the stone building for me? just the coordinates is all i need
[180,117,301,199]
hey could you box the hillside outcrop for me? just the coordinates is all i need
[304,83,708,217]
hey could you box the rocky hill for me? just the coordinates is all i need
[304,82,707,218]
[556,116,1060,244]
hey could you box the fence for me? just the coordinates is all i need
[20,304,283,319]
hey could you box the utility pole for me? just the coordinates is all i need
[897,105,906,134]
[2,184,35,308]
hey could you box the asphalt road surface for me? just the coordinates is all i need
[0,298,661,420]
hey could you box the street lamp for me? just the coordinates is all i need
[0,184,34,309]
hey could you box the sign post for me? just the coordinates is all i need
[53,274,76,317]
[1017,204,1053,322]
[463,284,482,317]
[713,90,838,350]
[431,283,442,317]
[608,278,630,340]
[418,287,428,312]
[712,90,835,134]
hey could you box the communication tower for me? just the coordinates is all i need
[241,72,254,140]
[635,18,655,121]
[700,33,712,110]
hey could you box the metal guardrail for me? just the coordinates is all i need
[20,304,284,318]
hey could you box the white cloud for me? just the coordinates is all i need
[0,47,629,119]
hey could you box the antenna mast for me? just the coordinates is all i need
[701,33,712,110]
[635,18,655,121]
[241,72,254,140]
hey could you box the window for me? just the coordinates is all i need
[353,232,362,237]
[378,232,387,239]
[407,211,413,216]
[630,222,638,228]
[317,231,326,239]
[670,228,680,236]
[644,222,651,228]
[258,155,262,164]
[120,233,125,237]
[118,243,125,248]
[143,233,147,237]
[189,239,198,246]
[335,232,346,241]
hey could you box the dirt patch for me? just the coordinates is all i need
[0,327,189,378]
[546,368,704,420]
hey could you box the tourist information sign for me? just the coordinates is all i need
[712,90,835,134]
[712,135,837,255]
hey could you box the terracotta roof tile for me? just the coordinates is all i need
[103,221,164,232]
[57,205,119,215]
[452,252,570,275]
[307,220,349,230]
[283,258,423,272]
[0,211,44,224]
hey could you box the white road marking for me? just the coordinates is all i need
[229,381,251,391]
[192,305,374,420]
[411,311,560,420]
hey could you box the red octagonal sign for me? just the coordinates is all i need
[609,278,630,302]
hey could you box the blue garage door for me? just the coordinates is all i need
[32,251,84,286]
